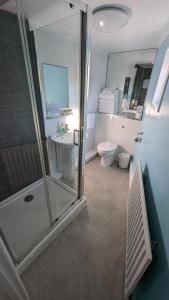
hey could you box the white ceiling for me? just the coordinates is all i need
[1,0,81,28]
[109,49,157,65]
[43,13,80,42]
[86,0,169,52]
[2,0,169,53]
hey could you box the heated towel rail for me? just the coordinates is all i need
[125,161,152,299]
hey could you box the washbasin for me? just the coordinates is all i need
[51,132,74,145]
[51,131,78,179]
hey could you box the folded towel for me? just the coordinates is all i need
[101,88,114,94]
[99,99,115,105]
[99,103,114,110]
[99,102,114,108]
[99,94,115,100]
[98,108,114,114]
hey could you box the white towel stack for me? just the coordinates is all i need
[98,89,119,114]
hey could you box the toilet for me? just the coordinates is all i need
[97,141,118,166]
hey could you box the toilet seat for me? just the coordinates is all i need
[98,141,117,153]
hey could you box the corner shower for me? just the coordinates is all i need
[0,0,89,291]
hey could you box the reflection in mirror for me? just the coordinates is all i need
[104,49,157,120]
[42,64,69,119]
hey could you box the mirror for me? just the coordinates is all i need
[42,64,69,118]
[104,49,157,120]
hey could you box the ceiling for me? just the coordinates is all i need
[1,0,169,53]
[86,0,169,52]
[1,0,81,28]
[109,49,157,65]
[43,13,80,41]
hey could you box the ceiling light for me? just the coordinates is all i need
[99,20,104,27]
[92,6,129,33]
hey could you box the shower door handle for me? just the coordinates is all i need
[73,129,79,146]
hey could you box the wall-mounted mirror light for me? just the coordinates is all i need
[152,48,169,112]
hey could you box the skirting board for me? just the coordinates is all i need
[17,198,87,274]
[85,149,97,163]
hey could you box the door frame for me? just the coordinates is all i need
[78,7,91,198]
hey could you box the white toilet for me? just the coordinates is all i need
[97,141,118,166]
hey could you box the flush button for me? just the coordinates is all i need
[24,195,34,202]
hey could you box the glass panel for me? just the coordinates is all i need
[0,0,51,261]
[42,64,69,118]
[0,0,86,261]
[32,9,82,221]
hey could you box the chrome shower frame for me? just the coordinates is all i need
[0,0,91,269]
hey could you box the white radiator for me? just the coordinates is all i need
[125,161,152,299]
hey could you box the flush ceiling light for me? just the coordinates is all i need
[92,6,129,33]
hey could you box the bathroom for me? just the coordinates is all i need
[1,0,169,300]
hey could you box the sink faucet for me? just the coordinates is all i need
[65,124,69,133]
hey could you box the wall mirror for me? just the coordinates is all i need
[42,63,69,118]
[105,49,157,120]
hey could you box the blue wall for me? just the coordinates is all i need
[133,35,169,299]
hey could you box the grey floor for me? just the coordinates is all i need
[22,157,129,300]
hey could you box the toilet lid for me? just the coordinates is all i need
[98,141,117,152]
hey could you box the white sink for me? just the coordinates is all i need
[51,132,74,145]
[50,132,78,179]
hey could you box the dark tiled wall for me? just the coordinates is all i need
[0,10,42,201]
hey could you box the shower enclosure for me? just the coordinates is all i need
[0,0,89,270]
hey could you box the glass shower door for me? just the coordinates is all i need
[0,0,88,263]
[30,2,87,222]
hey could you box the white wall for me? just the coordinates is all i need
[95,113,141,158]
[87,50,108,113]
[86,50,108,153]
